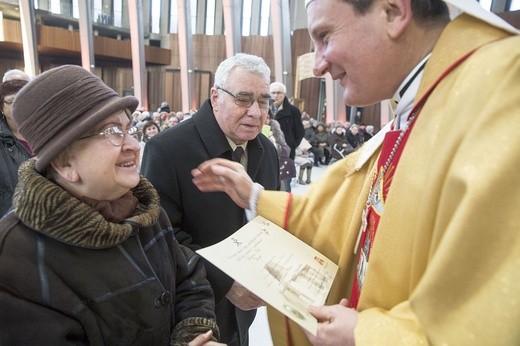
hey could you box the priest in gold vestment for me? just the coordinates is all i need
[192,0,520,344]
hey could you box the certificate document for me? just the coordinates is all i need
[197,216,338,335]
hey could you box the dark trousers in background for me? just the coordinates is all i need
[281,179,291,192]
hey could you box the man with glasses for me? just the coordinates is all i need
[141,53,280,346]
[270,82,304,162]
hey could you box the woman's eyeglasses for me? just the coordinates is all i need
[81,126,142,146]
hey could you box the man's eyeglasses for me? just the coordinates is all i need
[217,87,271,110]
[81,126,142,146]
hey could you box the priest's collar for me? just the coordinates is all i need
[391,54,430,130]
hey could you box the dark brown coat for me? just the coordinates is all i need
[0,159,218,345]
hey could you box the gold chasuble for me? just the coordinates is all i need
[258,13,520,346]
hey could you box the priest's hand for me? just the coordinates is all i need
[305,298,357,346]
[192,158,253,209]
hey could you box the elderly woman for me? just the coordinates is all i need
[0,78,31,217]
[0,65,221,345]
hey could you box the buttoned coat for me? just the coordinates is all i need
[141,99,280,345]
[0,160,217,345]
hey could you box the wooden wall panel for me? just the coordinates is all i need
[196,71,212,106]
[169,33,276,80]
[291,29,313,78]
[242,35,274,77]
[358,103,381,132]
[2,19,23,43]
[145,45,171,65]
[1,19,169,65]
[99,66,133,101]
[147,69,179,113]
[0,21,321,121]
[291,28,319,117]
[0,58,25,77]
[147,67,166,111]
[299,78,321,118]
[165,33,276,112]
[39,26,81,52]
[172,71,183,111]
[192,34,226,72]
[163,71,175,110]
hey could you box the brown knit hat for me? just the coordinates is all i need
[12,65,139,172]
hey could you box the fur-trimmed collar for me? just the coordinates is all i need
[13,158,161,249]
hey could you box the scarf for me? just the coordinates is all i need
[13,158,161,249]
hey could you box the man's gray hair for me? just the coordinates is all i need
[270,82,287,94]
[214,53,271,89]
[3,69,30,82]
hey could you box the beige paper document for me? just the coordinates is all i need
[196,216,338,335]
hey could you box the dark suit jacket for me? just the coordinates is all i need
[141,99,280,346]
[274,97,304,159]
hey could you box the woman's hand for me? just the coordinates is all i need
[188,330,227,346]
[192,158,254,209]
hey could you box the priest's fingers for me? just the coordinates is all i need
[192,159,253,208]
[305,303,357,346]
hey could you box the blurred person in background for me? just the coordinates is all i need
[2,69,30,82]
[266,109,294,191]
[364,124,375,142]
[0,77,30,217]
[139,121,161,165]
[270,82,304,191]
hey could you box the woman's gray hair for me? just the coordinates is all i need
[214,53,271,89]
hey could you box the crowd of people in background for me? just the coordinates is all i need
[131,104,196,133]
[292,113,378,184]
